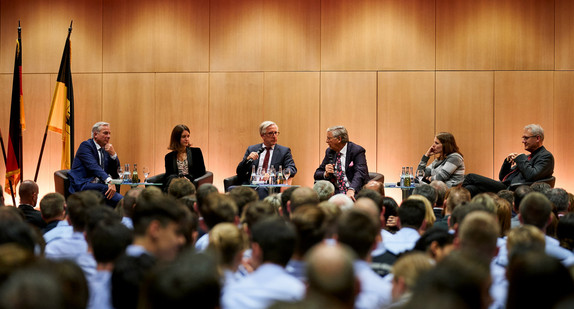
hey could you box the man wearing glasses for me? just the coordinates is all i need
[236,121,297,194]
[462,124,554,197]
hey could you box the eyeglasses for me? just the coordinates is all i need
[264,131,280,137]
[522,135,537,140]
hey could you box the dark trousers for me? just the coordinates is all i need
[83,182,123,207]
[462,173,507,197]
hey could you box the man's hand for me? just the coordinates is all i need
[247,152,259,161]
[346,189,355,201]
[105,143,116,157]
[506,153,519,164]
[105,183,117,199]
[325,163,335,178]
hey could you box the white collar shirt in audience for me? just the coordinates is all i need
[43,220,73,245]
[353,260,392,309]
[221,263,305,309]
[489,260,508,309]
[44,231,87,260]
[285,259,306,282]
[381,227,420,255]
[194,233,209,252]
[495,234,574,268]
[87,270,113,309]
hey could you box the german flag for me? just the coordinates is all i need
[5,26,24,195]
[46,29,74,169]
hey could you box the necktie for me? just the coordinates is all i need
[335,152,347,193]
[99,148,105,168]
[262,147,271,172]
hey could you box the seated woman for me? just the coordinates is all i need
[164,124,206,190]
[417,132,465,187]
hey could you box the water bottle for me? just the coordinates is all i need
[132,163,140,183]
[400,167,405,187]
[124,164,131,183]
[269,166,276,185]
[250,165,257,184]
[257,167,263,182]
[409,167,414,186]
[404,166,411,187]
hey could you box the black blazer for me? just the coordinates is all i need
[314,141,369,193]
[498,145,554,186]
[164,147,206,183]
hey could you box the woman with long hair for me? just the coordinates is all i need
[417,132,465,187]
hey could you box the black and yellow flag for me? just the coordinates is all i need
[5,26,24,195]
[46,30,74,169]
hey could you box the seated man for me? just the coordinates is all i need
[314,126,369,200]
[236,121,297,199]
[463,124,554,197]
[17,180,46,230]
[68,122,122,206]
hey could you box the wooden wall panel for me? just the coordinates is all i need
[73,74,103,151]
[436,0,496,70]
[209,73,264,190]
[154,0,210,72]
[153,73,209,177]
[322,0,434,71]
[320,72,377,173]
[553,72,574,191]
[378,72,434,202]
[436,72,494,176]
[210,0,264,71]
[263,72,320,188]
[0,0,102,74]
[556,0,574,70]
[103,0,156,72]
[102,74,156,176]
[494,72,554,175]
[495,0,554,70]
[262,0,321,71]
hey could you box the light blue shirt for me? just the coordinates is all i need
[354,260,392,309]
[125,244,149,257]
[77,251,97,280]
[382,227,420,255]
[195,233,209,252]
[489,260,508,309]
[87,270,113,309]
[43,220,73,245]
[121,217,133,230]
[221,263,305,309]
[495,234,574,267]
[285,259,306,282]
[371,229,394,256]
[45,231,87,261]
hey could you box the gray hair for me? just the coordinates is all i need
[524,124,544,141]
[328,193,354,212]
[327,126,349,143]
[547,188,569,213]
[91,122,110,138]
[313,180,335,202]
[259,121,277,135]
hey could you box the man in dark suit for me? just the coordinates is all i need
[68,122,122,206]
[314,126,369,200]
[462,124,554,197]
[236,121,297,198]
[17,180,46,229]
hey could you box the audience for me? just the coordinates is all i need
[195,194,238,252]
[313,180,335,202]
[17,180,45,230]
[207,222,248,286]
[39,192,66,234]
[167,177,196,199]
[389,252,434,308]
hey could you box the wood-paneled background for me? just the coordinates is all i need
[1,0,574,203]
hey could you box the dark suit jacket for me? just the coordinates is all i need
[498,146,554,186]
[68,139,120,193]
[164,147,206,183]
[314,141,369,193]
[236,144,297,184]
[19,204,46,229]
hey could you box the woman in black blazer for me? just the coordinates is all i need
[164,124,206,190]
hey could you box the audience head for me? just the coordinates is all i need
[167,178,196,199]
[413,226,455,262]
[262,194,282,215]
[530,182,551,194]
[547,188,569,214]
[313,180,335,202]
[289,187,319,213]
[412,184,437,206]
[391,252,434,302]
[132,194,186,261]
[39,192,66,223]
[354,197,379,220]
[356,189,384,216]
[519,192,552,230]
[251,217,296,267]
[506,225,545,259]
[444,187,471,215]
[305,243,358,308]
[208,223,247,270]
[328,194,354,212]
[0,220,38,254]
[398,199,426,230]
[363,180,385,197]
[457,211,500,260]
[66,191,104,232]
[337,209,379,259]
[506,251,574,309]
[90,220,133,264]
[430,180,448,208]
[144,251,221,309]
[496,190,514,208]
[112,253,156,309]
[241,201,277,234]
[196,184,219,211]
[18,180,38,206]
[494,197,512,237]
[408,195,436,228]
[168,124,191,151]
[229,186,258,216]
[557,213,574,251]
[291,205,327,257]
[470,193,496,214]
[280,186,298,218]
[0,206,25,223]
[200,194,237,230]
[513,185,533,212]
[122,187,143,219]
[382,197,399,228]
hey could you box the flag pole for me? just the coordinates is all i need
[34,22,73,182]
[0,129,17,206]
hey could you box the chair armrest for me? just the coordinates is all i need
[224,175,241,192]
[193,171,214,188]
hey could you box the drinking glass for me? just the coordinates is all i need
[142,167,150,182]
[117,166,124,182]
[416,169,425,184]
[283,168,291,181]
